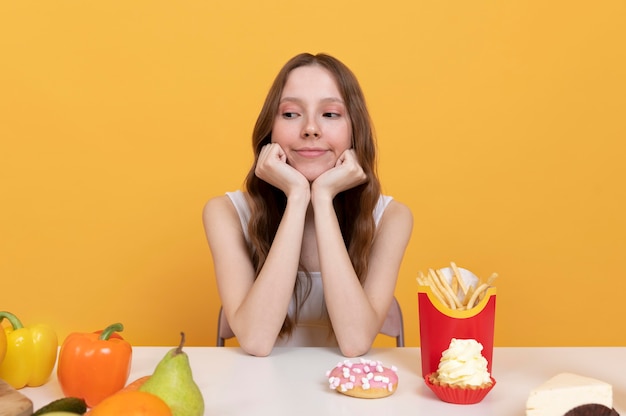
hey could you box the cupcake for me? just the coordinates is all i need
[425,338,495,404]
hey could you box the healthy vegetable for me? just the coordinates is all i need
[57,322,132,408]
[0,311,58,389]
[0,321,6,365]
[32,397,87,415]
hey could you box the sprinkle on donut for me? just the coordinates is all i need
[326,358,399,398]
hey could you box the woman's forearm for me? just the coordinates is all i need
[311,196,381,357]
[233,191,310,355]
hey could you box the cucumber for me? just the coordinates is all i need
[32,397,87,415]
[33,413,82,416]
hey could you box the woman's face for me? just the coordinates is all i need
[271,65,352,182]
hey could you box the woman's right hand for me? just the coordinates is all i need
[255,143,310,198]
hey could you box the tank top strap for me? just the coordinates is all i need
[226,191,251,243]
[373,195,393,226]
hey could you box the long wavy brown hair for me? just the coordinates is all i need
[244,53,382,337]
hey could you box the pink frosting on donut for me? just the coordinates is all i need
[326,359,398,393]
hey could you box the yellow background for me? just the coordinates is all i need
[1,1,624,348]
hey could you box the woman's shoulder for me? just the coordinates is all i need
[382,198,413,225]
[389,198,412,213]
[373,195,411,225]
[203,191,248,221]
[202,192,252,250]
[373,198,413,245]
[204,190,248,208]
[203,191,252,242]
[203,193,233,213]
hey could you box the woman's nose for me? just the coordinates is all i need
[302,121,320,138]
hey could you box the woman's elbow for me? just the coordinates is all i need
[238,337,275,357]
[338,339,372,358]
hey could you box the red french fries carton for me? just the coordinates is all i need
[418,283,496,377]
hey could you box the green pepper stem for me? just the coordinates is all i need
[0,311,23,330]
[99,322,124,340]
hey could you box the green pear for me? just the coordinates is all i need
[139,332,204,416]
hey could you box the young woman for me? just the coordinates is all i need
[203,53,412,357]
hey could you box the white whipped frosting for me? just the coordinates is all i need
[436,338,491,387]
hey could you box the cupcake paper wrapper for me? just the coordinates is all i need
[424,373,496,404]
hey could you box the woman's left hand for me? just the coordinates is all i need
[311,149,367,200]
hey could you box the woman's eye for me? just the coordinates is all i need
[282,112,298,119]
[323,112,341,118]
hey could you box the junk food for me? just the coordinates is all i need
[326,359,399,399]
[417,262,497,310]
[424,338,496,404]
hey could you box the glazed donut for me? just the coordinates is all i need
[326,358,399,399]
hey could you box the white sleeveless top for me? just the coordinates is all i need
[225,190,393,347]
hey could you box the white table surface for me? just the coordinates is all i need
[21,347,626,416]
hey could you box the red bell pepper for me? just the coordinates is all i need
[57,322,132,408]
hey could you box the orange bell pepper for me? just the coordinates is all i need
[57,322,132,408]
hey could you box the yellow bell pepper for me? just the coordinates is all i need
[0,323,6,365]
[0,311,58,389]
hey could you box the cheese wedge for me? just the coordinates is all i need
[526,373,613,416]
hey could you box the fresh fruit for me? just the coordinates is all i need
[32,397,87,415]
[86,390,172,416]
[121,375,150,392]
[139,332,204,416]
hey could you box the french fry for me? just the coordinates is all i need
[417,263,498,311]
[451,274,458,296]
[425,269,448,307]
[429,282,450,309]
[467,283,490,309]
[416,271,426,286]
[436,268,462,309]
[417,271,447,308]
[462,284,475,307]
[450,261,468,296]
[487,272,498,286]
[428,269,457,309]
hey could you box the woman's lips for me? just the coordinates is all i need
[295,148,328,158]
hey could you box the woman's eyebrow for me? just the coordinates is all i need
[279,96,345,105]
